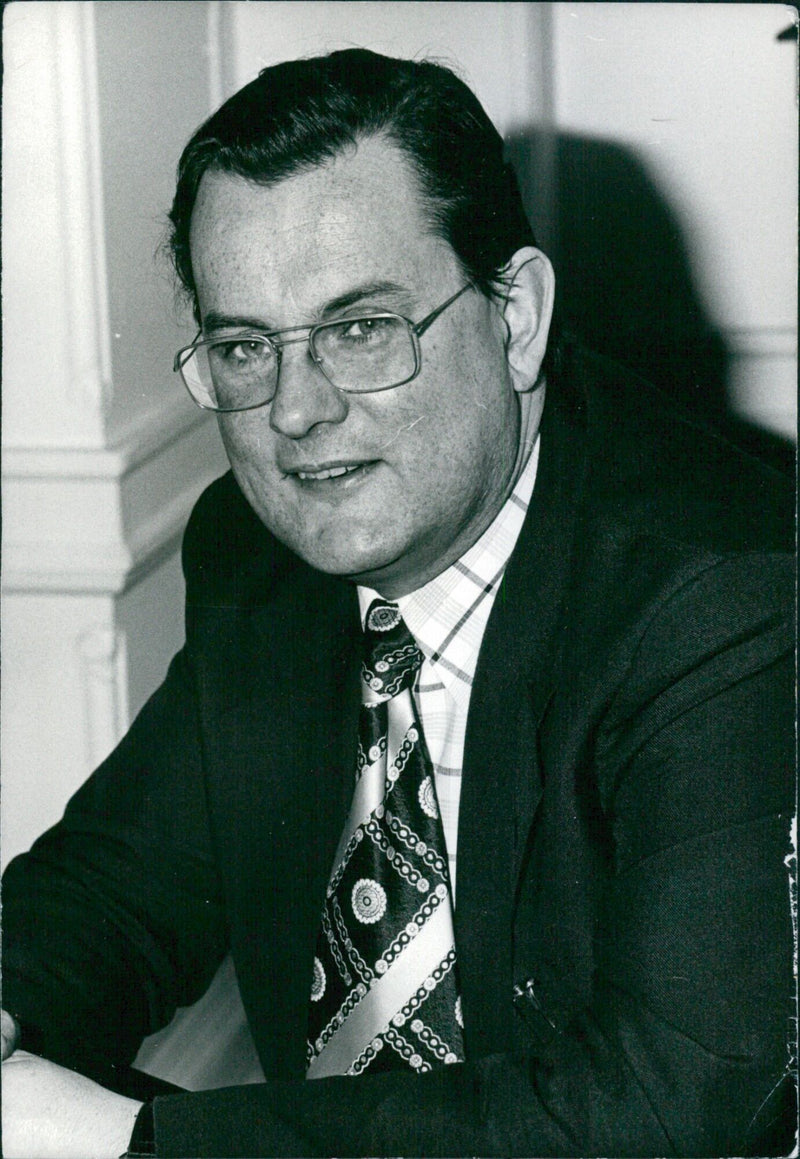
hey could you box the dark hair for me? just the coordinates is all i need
[168,48,540,318]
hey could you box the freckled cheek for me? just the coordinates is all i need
[217,418,284,491]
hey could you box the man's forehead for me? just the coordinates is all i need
[190,136,426,242]
[188,137,459,321]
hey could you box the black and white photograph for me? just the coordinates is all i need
[2,3,796,1155]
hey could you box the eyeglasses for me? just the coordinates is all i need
[173,283,472,413]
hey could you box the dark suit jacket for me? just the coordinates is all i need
[4,345,795,1157]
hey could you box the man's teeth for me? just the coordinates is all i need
[297,464,362,481]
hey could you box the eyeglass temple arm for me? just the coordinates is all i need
[173,330,202,372]
[412,283,473,337]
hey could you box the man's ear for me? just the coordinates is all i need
[500,247,555,393]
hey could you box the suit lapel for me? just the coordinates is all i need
[455,370,589,1057]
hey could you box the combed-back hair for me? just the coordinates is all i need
[168,48,541,319]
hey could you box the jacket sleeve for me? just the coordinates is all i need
[1,646,228,1089]
[144,551,795,1158]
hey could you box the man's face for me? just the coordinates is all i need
[189,136,522,597]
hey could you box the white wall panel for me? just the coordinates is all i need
[551,3,797,438]
[553,3,797,329]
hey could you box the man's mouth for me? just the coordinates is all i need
[295,464,364,481]
[286,461,379,487]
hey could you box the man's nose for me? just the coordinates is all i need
[269,343,349,439]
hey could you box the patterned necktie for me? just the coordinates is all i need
[306,598,464,1078]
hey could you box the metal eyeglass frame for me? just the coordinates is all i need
[173,282,473,413]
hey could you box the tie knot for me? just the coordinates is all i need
[362,599,423,700]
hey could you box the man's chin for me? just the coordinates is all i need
[276,521,458,598]
[317,550,406,591]
[278,531,408,590]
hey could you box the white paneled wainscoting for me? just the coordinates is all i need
[1,404,226,866]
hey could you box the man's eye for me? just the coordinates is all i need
[214,339,269,363]
[335,318,395,344]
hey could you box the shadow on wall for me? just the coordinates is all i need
[507,130,795,476]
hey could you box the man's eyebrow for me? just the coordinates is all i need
[319,281,411,318]
[202,282,412,335]
[202,311,272,334]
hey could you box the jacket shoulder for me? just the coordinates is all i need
[182,471,300,608]
[566,346,795,557]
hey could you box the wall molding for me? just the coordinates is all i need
[53,0,112,416]
[78,626,129,768]
[3,393,208,479]
[722,325,797,440]
[722,325,797,358]
[3,404,227,595]
[206,1,225,111]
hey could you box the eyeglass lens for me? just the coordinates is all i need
[181,316,417,410]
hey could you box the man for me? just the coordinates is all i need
[2,49,794,1158]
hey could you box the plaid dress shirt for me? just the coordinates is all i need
[358,435,540,897]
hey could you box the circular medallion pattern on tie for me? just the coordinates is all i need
[310,957,326,1002]
[366,603,401,632]
[352,878,387,924]
[418,775,439,819]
